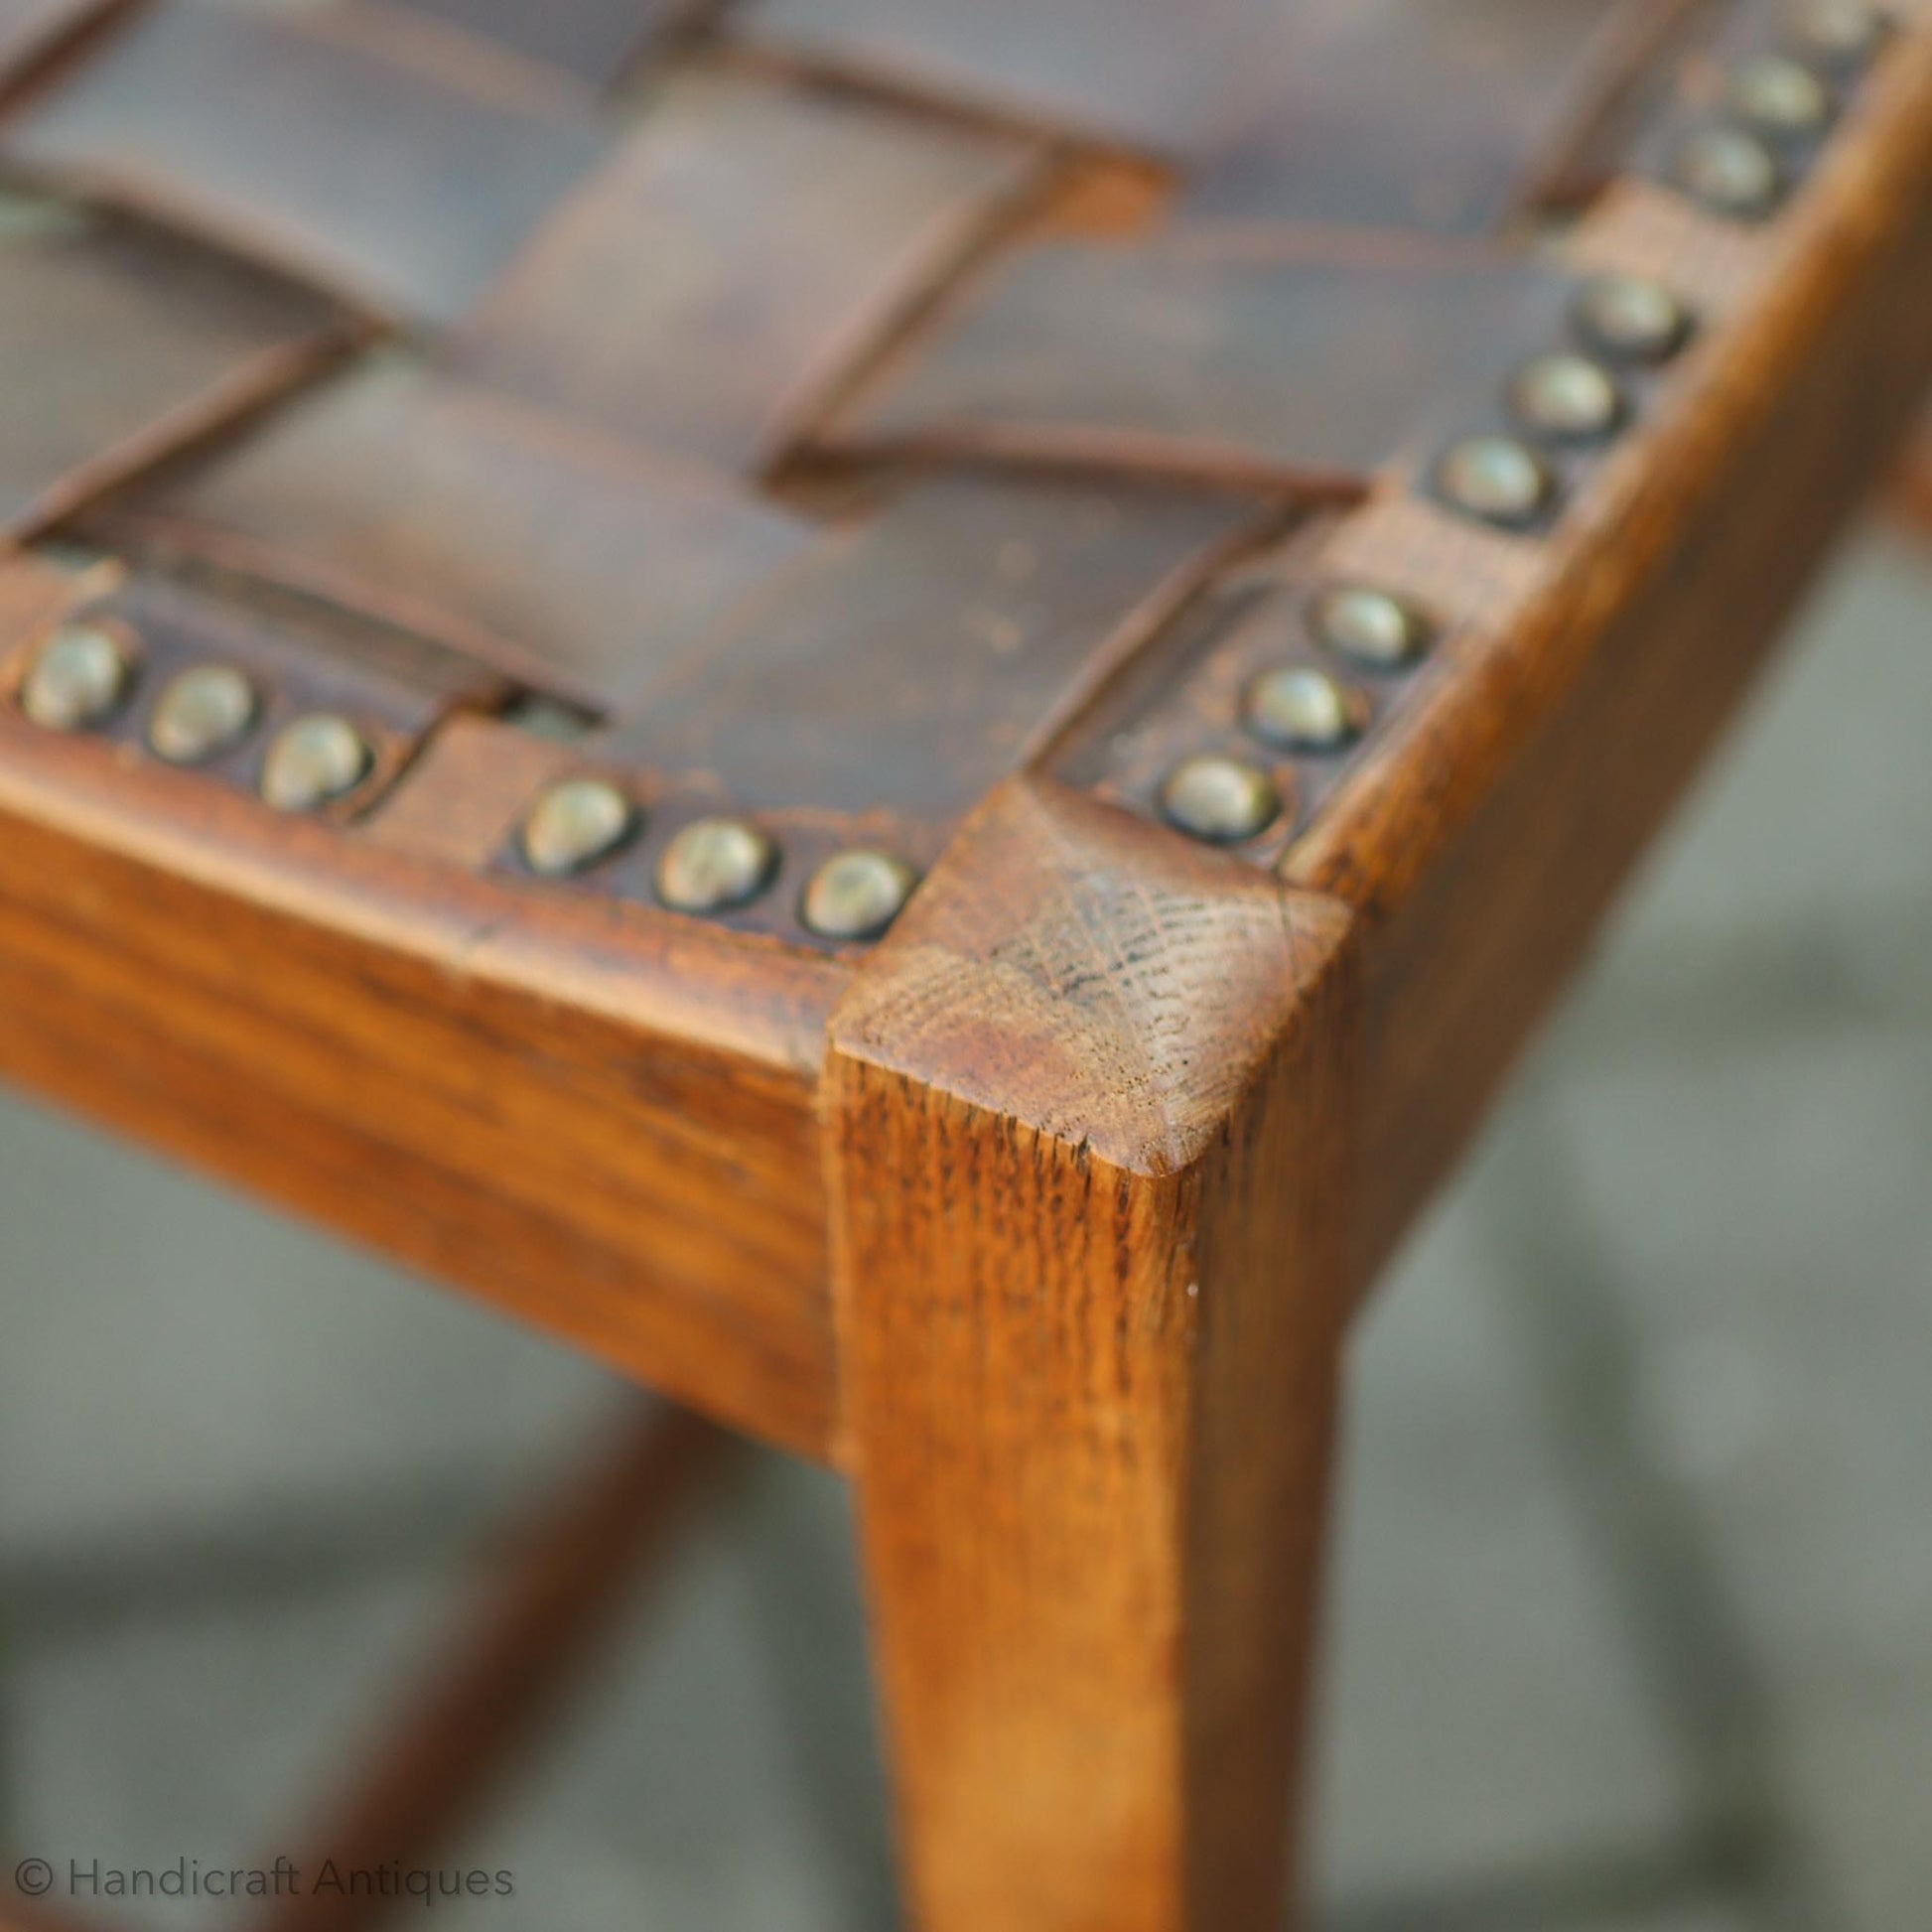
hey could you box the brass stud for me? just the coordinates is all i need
[655,816,776,913]
[1311,586,1433,669]
[1245,667,1370,753]
[19,620,134,731]
[148,664,258,765]
[1788,0,1887,66]
[1573,274,1693,365]
[1673,125,1783,219]
[1435,434,1557,528]
[1508,352,1626,443]
[801,850,919,941]
[259,714,371,814]
[519,776,634,877]
[1730,52,1836,137]
[1160,755,1281,844]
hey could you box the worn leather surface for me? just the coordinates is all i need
[595,475,1260,824]
[835,235,1578,491]
[0,0,1882,936]
[106,358,814,710]
[0,207,341,537]
[384,0,693,84]
[450,70,1043,471]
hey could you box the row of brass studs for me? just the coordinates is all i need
[1434,271,1695,531]
[517,777,921,942]
[1146,2,1878,855]
[1673,2,1885,220]
[1158,587,1434,846]
[1156,264,1697,839]
[17,618,918,941]
[1433,5,1885,533]
[17,620,372,811]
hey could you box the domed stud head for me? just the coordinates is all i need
[260,714,371,814]
[1730,52,1836,137]
[518,777,634,878]
[1159,755,1282,844]
[1311,586,1434,670]
[19,620,135,732]
[1435,435,1558,529]
[1573,274,1694,365]
[1245,666,1370,754]
[655,816,776,913]
[148,664,258,765]
[1672,125,1783,219]
[800,850,919,941]
[1508,352,1626,444]
[1788,0,1887,68]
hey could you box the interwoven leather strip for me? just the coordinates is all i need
[384,0,706,86]
[3,3,614,321]
[0,202,343,537]
[448,69,1046,471]
[829,237,1579,492]
[0,0,1922,952]
[101,358,815,710]
[749,0,1713,224]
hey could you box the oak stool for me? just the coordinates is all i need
[1,0,1929,1926]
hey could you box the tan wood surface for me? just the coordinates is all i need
[828,778,1355,1931]
[1892,413,1932,533]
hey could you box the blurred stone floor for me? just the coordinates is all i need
[1,526,1928,1931]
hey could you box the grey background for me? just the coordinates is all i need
[1,527,1928,1929]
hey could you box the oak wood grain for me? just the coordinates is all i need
[0,682,845,1457]
[1890,413,1932,537]
[828,777,1357,1931]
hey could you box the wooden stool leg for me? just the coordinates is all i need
[1889,415,1932,539]
[826,779,1358,1932]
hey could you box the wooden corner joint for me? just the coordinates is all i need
[825,774,1358,1182]
[820,774,1360,1931]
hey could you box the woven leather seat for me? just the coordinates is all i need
[1,2,1929,1926]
